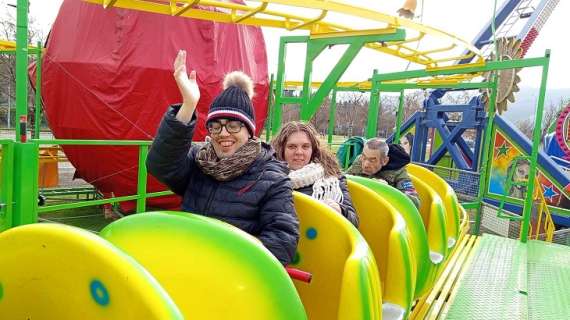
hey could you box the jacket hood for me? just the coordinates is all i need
[381,144,411,171]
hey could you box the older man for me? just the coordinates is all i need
[347,138,421,208]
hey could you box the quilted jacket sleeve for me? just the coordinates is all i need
[257,173,300,265]
[146,104,196,196]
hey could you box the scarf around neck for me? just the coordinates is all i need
[289,163,343,204]
[196,139,261,181]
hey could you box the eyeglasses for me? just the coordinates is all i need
[207,120,244,134]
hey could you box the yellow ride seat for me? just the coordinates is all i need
[0,223,182,319]
[408,175,448,270]
[290,192,382,320]
[347,175,432,298]
[347,180,415,320]
[100,211,306,320]
[407,164,461,248]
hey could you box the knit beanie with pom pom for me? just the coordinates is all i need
[206,71,256,136]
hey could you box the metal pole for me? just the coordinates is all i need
[265,74,274,142]
[366,70,380,138]
[136,145,149,213]
[7,84,10,129]
[394,90,405,142]
[520,50,550,243]
[34,41,42,139]
[328,89,337,147]
[473,72,498,234]
[15,0,29,141]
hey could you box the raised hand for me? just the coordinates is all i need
[173,50,200,123]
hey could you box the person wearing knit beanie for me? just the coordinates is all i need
[206,71,256,138]
[147,50,299,266]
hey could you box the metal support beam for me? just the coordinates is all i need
[15,0,29,141]
[12,142,38,226]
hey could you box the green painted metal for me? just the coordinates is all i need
[445,234,528,319]
[373,56,550,82]
[147,191,174,198]
[300,30,406,122]
[28,140,169,215]
[13,142,38,226]
[367,70,380,138]
[527,240,570,319]
[334,81,492,92]
[474,72,499,234]
[497,155,529,221]
[271,36,306,136]
[15,0,29,141]
[38,194,140,213]
[520,51,550,243]
[299,39,327,120]
[328,89,337,147]
[34,41,42,139]
[461,202,480,210]
[265,73,274,142]
[0,140,15,231]
[446,235,570,319]
[136,145,149,213]
[32,139,153,146]
[394,90,405,143]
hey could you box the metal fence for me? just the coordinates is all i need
[414,162,481,200]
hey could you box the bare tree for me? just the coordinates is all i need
[0,12,45,132]
[541,98,570,137]
[516,118,534,139]
[515,97,570,139]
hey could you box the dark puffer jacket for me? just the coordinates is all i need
[294,175,359,227]
[147,105,300,265]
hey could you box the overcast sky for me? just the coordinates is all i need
[2,0,568,88]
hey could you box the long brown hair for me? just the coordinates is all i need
[271,121,341,177]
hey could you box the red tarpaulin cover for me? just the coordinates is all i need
[38,0,269,210]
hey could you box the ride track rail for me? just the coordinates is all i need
[83,0,487,84]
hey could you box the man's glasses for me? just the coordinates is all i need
[207,120,244,134]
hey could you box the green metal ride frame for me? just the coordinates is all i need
[270,29,406,137]
[370,53,551,243]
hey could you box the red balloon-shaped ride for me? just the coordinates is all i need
[40,0,269,210]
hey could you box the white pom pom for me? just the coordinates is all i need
[223,71,254,99]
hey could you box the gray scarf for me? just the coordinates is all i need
[196,139,261,181]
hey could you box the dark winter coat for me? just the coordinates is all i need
[147,105,299,265]
[294,175,359,227]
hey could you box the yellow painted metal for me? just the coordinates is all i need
[437,236,481,319]
[410,235,480,320]
[0,223,182,319]
[0,40,41,51]
[530,179,555,242]
[291,192,382,320]
[347,180,415,317]
[284,80,372,90]
[83,0,484,69]
[309,27,398,39]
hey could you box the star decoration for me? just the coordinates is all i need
[496,142,510,158]
[542,184,559,202]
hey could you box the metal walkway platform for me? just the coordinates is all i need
[443,234,570,319]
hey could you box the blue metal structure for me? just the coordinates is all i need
[392,90,487,172]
